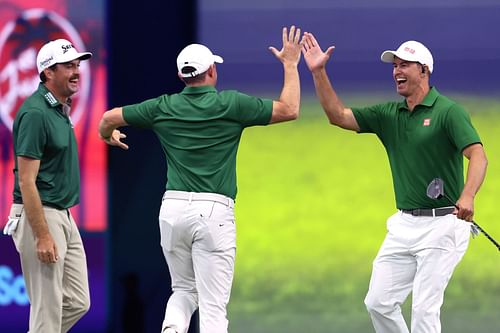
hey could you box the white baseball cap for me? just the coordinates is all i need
[380,40,434,73]
[176,43,223,78]
[36,39,92,74]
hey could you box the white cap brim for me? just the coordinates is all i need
[380,50,397,63]
[60,51,93,63]
[214,55,223,64]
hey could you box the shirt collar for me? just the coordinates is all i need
[181,85,217,95]
[37,83,72,108]
[398,86,440,111]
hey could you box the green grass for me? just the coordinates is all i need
[228,95,500,333]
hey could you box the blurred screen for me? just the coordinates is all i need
[0,1,107,332]
[0,1,107,232]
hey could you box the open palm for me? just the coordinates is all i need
[301,32,335,72]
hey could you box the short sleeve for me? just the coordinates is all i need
[122,97,161,128]
[351,103,387,134]
[15,109,46,159]
[234,92,273,126]
[444,104,481,151]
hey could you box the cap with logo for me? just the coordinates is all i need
[177,44,223,78]
[36,39,92,74]
[380,40,434,73]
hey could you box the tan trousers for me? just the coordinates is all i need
[10,204,90,333]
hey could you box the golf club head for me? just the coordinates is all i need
[426,178,444,200]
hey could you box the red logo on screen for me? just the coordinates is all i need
[0,9,91,131]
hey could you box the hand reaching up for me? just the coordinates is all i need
[301,32,335,73]
[269,25,302,66]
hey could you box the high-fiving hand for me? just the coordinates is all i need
[269,25,302,66]
[301,32,335,73]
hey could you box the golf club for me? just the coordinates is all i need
[426,178,500,252]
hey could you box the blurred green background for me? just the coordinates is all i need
[229,94,500,333]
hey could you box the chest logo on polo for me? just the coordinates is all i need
[423,118,431,126]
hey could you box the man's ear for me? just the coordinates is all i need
[207,64,215,78]
[44,68,54,80]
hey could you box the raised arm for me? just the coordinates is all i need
[268,25,302,124]
[98,107,129,150]
[301,32,360,132]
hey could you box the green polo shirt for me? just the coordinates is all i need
[352,87,481,209]
[123,85,273,199]
[12,83,80,209]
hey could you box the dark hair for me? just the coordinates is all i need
[418,63,431,76]
[39,64,58,83]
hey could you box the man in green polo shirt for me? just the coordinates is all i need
[5,39,92,332]
[98,26,302,333]
[301,33,488,333]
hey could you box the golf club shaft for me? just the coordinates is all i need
[472,222,500,251]
[444,194,500,251]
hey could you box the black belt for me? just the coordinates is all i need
[13,197,63,210]
[401,207,455,217]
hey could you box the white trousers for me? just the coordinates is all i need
[159,191,236,333]
[364,211,471,333]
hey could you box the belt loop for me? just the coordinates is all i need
[432,208,435,217]
[188,192,193,204]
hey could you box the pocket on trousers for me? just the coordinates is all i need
[159,220,176,252]
[199,203,236,252]
[386,212,399,231]
[453,219,471,253]
[194,201,236,252]
[204,220,236,252]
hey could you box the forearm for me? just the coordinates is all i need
[19,182,49,239]
[312,69,345,124]
[463,147,488,199]
[278,63,300,119]
[98,107,125,140]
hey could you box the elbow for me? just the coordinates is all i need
[100,113,114,128]
[285,103,300,120]
[18,178,34,195]
[18,179,26,192]
[99,108,123,131]
[279,106,299,121]
[327,115,342,127]
[270,101,299,123]
[288,108,299,120]
[101,109,118,126]
[476,145,488,169]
